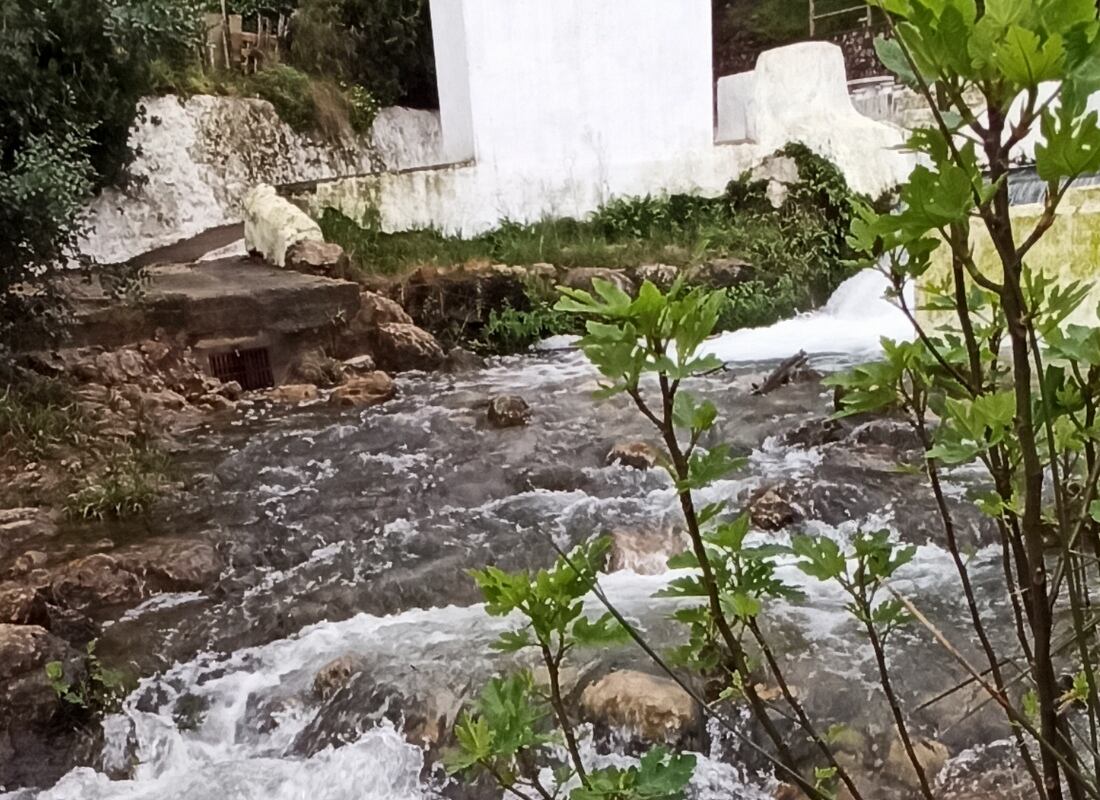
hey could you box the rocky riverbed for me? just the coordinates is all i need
[0,272,1031,799]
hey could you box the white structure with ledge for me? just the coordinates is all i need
[297,1,915,235]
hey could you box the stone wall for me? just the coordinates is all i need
[79,97,445,265]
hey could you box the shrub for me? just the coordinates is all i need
[0,373,90,458]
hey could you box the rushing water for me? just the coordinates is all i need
[9,271,1021,799]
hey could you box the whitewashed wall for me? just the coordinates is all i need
[80,96,445,264]
[449,0,714,170]
[299,29,915,236]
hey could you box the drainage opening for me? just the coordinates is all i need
[209,347,274,391]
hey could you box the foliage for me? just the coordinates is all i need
[448,539,695,800]
[64,445,170,520]
[288,0,436,107]
[0,0,205,353]
[823,1,1100,798]
[0,371,91,459]
[45,640,129,717]
[480,302,583,355]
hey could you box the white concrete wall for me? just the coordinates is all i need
[298,36,915,236]
[447,0,714,170]
[80,96,446,264]
[429,0,476,163]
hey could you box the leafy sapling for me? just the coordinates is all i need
[448,538,696,800]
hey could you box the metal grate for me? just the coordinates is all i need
[209,347,274,391]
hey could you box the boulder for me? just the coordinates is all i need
[750,153,801,208]
[563,267,636,296]
[487,395,530,428]
[371,323,445,372]
[342,354,377,374]
[358,291,412,327]
[269,384,320,404]
[580,670,699,745]
[885,735,950,790]
[747,486,800,531]
[114,539,222,592]
[328,372,396,408]
[48,554,144,611]
[606,441,659,471]
[0,624,80,728]
[0,585,48,626]
[288,348,345,388]
[606,529,689,576]
[285,240,349,277]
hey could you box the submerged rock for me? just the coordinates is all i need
[487,395,530,428]
[580,670,700,747]
[328,372,396,408]
[606,441,660,471]
[747,486,800,531]
[443,347,486,373]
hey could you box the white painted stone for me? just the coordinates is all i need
[80,96,444,264]
[243,185,322,267]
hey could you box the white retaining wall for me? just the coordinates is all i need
[80,96,446,264]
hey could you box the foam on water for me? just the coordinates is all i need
[703,269,914,363]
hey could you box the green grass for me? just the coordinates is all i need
[64,445,171,520]
[0,374,90,458]
[149,61,378,136]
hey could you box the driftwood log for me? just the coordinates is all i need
[751,350,815,396]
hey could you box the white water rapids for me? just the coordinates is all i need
[12,270,987,800]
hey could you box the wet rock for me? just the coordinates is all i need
[371,322,446,372]
[285,240,349,276]
[269,383,319,404]
[288,348,345,388]
[580,670,700,746]
[848,418,922,452]
[487,395,530,428]
[517,465,591,493]
[313,655,361,700]
[606,441,659,471]
[294,670,466,756]
[114,538,222,592]
[606,529,689,575]
[563,267,636,295]
[0,585,48,626]
[783,416,847,448]
[443,347,486,373]
[49,554,144,612]
[328,372,396,408]
[217,380,243,401]
[0,624,80,728]
[748,486,800,531]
